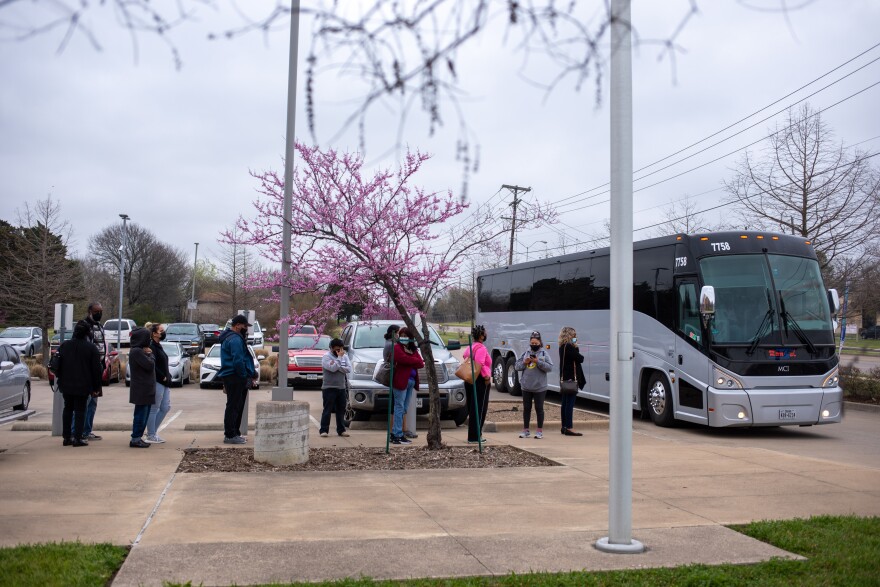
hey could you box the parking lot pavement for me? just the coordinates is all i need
[3,379,880,586]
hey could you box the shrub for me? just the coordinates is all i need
[839,365,880,403]
[259,363,275,382]
[30,364,47,379]
[266,353,278,368]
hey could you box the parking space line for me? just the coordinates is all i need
[309,415,320,429]
[159,410,182,432]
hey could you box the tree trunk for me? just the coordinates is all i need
[419,319,443,449]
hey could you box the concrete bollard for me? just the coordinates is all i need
[254,400,310,466]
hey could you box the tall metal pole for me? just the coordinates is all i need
[189,242,199,323]
[597,0,644,554]
[274,0,301,401]
[117,214,129,351]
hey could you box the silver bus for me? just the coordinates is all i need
[475,231,842,428]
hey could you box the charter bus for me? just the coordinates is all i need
[475,231,843,428]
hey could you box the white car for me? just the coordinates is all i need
[125,342,192,387]
[0,326,42,357]
[198,343,262,389]
[103,319,138,348]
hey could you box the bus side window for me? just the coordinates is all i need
[678,283,702,344]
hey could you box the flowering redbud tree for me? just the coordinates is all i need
[231,142,555,449]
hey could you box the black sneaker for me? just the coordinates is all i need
[390,436,402,445]
[398,436,413,445]
[129,439,150,448]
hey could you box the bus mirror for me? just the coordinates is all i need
[827,289,840,316]
[699,286,716,317]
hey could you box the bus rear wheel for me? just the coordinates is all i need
[492,356,507,393]
[646,373,675,427]
[504,356,522,396]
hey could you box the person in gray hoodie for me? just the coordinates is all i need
[320,338,352,437]
[514,330,553,439]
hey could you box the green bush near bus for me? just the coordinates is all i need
[840,366,880,403]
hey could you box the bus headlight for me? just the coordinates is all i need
[821,369,839,388]
[712,366,743,389]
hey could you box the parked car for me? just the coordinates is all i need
[125,342,192,387]
[280,334,332,386]
[340,320,467,425]
[198,343,262,389]
[224,319,265,348]
[50,331,73,354]
[290,325,318,335]
[860,325,880,340]
[199,324,222,348]
[0,343,30,411]
[165,323,203,356]
[0,326,43,357]
[103,318,138,348]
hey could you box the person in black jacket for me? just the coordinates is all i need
[558,326,586,436]
[144,322,171,444]
[56,320,103,447]
[71,302,107,442]
[128,327,156,448]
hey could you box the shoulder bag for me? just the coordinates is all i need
[455,357,475,384]
[372,361,392,387]
[559,344,579,396]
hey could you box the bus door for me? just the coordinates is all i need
[674,279,709,425]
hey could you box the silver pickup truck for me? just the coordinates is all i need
[340,320,468,425]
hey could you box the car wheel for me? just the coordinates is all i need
[504,356,521,396]
[646,372,675,427]
[26,346,34,358]
[492,355,507,393]
[14,382,30,410]
[452,406,468,427]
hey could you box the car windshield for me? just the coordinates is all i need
[0,328,30,339]
[52,332,73,342]
[288,335,331,350]
[294,325,317,334]
[166,324,198,336]
[104,321,128,330]
[200,324,220,332]
[353,324,443,349]
[700,254,832,346]
[161,342,182,357]
[206,344,256,359]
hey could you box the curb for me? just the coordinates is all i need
[844,401,880,414]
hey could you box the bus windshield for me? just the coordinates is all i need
[700,254,832,346]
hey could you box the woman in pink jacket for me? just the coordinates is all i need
[462,324,492,443]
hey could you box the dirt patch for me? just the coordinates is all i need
[177,445,559,473]
[486,400,605,423]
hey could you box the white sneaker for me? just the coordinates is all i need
[519,430,530,438]
[153,436,166,444]
[142,435,158,444]
[320,432,329,437]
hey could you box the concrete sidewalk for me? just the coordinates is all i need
[2,381,880,586]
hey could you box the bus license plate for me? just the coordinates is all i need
[417,398,423,408]
[778,409,797,420]
[307,374,318,380]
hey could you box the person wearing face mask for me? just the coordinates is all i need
[217,315,258,445]
[128,327,156,448]
[462,324,492,444]
[558,326,585,436]
[72,302,107,442]
[514,330,553,439]
[390,326,424,445]
[143,323,171,444]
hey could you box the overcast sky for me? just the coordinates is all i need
[2,0,878,270]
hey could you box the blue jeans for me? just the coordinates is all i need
[131,404,151,441]
[72,395,98,438]
[392,378,415,438]
[561,393,576,430]
[147,382,171,437]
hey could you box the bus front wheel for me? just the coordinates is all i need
[646,373,675,427]
[504,356,522,396]
[492,356,507,393]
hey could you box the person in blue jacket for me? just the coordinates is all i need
[217,315,257,444]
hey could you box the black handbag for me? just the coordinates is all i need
[560,345,579,396]
[373,361,392,387]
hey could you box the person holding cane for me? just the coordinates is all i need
[462,324,492,444]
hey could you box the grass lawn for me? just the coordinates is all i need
[3,516,878,587]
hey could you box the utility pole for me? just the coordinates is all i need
[189,242,199,323]
[501,184,530,265]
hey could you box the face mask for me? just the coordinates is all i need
[572,337,577,343]
[530,344,541,351]
[92,311,102,322]
[160,331,166,341]
[399,338,411,344]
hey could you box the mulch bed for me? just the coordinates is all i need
[177,445,559,473]
[486,400,605,423]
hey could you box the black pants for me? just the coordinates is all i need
[62,394,87,441]
[222,375,249,439]
[465,377,489,442]
[522,390,546,429]
[320,388,347,435]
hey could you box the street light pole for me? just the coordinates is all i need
[189,242,199,323]
[117,214,129,351]
[525,239,547,261]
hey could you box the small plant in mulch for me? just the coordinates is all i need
[177,445,560,473]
